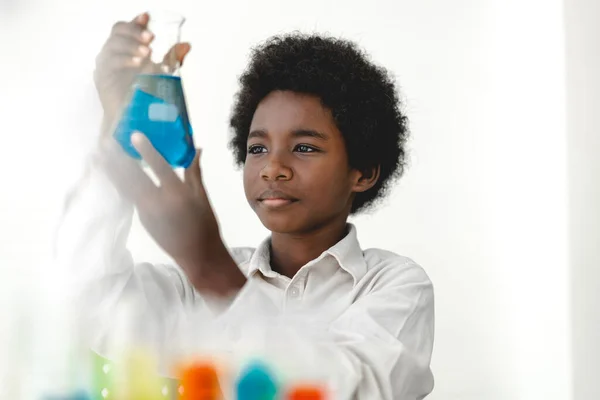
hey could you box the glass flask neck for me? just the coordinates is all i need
[147,11,186,76]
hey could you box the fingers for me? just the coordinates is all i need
[95,138,158,203]
[184,148,202,192]
[95,48,150,76]
[102,37,151,60]
[111,20,154,42]
[96,15,155,71]
[99,13,191,76]
[131,132,181,189]
[95,54,145,74]
[131,12,150,27]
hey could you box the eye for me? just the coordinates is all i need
[248,144,266,155]
[295,144,317,153]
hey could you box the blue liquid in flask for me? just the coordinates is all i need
[113,74,195,168]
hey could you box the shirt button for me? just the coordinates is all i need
[289,287,300,298]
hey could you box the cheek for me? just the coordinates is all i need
[242,164,256,199]
[302,166,352,203]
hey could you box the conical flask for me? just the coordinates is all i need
[113,11,195,168]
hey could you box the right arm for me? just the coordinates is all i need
[54,155,198,360]
[88,11,245,298]
[52,12,212,362]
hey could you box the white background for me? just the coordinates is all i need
[0,0,597,399]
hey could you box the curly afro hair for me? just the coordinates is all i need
[229,33,408,214]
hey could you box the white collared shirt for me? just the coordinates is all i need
[55,159,435,400]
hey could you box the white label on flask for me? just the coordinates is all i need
[148,103,178,122]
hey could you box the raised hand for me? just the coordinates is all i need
[91,14,244,296]
[95,133,246,296]
[94,12,191,134]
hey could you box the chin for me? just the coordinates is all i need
[257,213,303,234]
[252,206,311,234]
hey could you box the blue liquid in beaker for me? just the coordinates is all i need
[113,74,195,168]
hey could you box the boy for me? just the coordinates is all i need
[57,12,434,400]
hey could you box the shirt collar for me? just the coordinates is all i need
[246,223,367,285]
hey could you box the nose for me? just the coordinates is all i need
[261,155,293,181]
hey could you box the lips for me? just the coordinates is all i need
[258,190,298,201]
[257,189,299,208]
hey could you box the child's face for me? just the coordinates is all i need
[244,90,362,234]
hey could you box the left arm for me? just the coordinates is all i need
[96,132,246,299]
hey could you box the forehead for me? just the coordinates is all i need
[250,90,338,134]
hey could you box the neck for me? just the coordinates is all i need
[269,218,349,278]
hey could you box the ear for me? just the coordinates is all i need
[351,165,381,193]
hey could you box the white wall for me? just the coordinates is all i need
[0,0,577,399]
[564,0,600,399]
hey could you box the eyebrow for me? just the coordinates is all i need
[248,129,329,141]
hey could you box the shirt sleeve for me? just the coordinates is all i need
[219,264,435,400]
[54,156,194,356]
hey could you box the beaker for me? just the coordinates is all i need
[112,11,196,168]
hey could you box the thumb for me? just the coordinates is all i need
[162,42,192,70]
[184,148,204,192]
[175,42,192,65]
